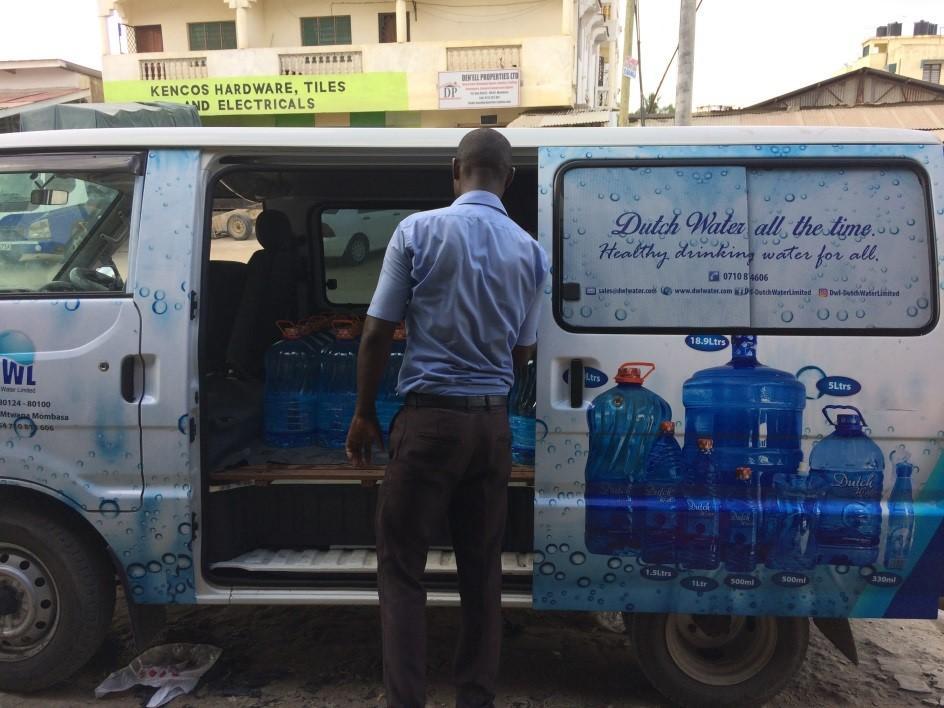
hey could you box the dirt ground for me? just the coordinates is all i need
[4,601,944,708]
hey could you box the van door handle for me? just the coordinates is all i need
[569,358,584,408]
[120,355,138,403]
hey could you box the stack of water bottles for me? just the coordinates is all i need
[263,320,321,448]
[317,318,362,448]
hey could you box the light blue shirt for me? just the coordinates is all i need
[367,190,549,396]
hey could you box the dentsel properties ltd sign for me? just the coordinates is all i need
[438,68,520,109]
[104,73,408,116]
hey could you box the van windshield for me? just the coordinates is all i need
[0,170,134,295]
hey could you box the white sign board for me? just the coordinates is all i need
[438,69,521,109]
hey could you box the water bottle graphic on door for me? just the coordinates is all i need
[584,362,671,555]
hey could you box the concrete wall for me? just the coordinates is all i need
[0,67,92,91]
[846,35,944,80]
[118,0,561,51]
[119,0,235,53]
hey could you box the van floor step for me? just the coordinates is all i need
[211,548,533,575]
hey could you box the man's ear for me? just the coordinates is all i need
[505,165,516,190]
[452,158,461,181]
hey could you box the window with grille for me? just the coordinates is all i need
[922,62,942,84]
[301,16,353,46]
[188,21,236,51]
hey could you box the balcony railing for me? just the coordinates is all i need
[446,45,521,71]
[279,51,363,75]
[139,58,208,80]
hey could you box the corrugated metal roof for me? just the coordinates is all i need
[0,88,88,110]
[507,109,614,128]
[639,103,944,136]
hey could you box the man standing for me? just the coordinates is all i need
[346,128,548,708]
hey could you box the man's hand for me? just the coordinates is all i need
[346,412,385,467]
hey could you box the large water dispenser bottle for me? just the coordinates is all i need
[584,362,671,555]
[682,335,806,557]
[264,321,320,447]
[885,459,916,570]
[810,405,885,566]
[377,322,407,438]
[508,357,536,465]
[317,318,361,449]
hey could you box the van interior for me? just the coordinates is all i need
[200,148,539,590]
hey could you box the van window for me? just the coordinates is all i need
[317,207,420,304]
[556,163,935,333]
[0,169,135,295]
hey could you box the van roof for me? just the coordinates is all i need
[0,126,939,152]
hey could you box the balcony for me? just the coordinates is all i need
[280,51,363,76]
[103,36,573,111]
[139,57,208,80]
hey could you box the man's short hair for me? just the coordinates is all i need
[456,128,513,180]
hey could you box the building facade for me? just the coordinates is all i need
[844,20,943,84]
[98,0,620,127]
[0,59,103,131]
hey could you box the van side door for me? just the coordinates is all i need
[534,141,944,620]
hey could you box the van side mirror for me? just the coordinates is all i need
[30,189,68,206]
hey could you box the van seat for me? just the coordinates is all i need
[225,209,301,379]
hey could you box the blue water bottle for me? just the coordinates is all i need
[682,335,805,559]
[585,362,671,555]
[810,405,885,566]
[509,358,536,465]
[678,437,721,570]
[767,471,821,571]
[638,420,682,565]
[317,318,361,449]
[884,460,916,570]
[377,322,407,440]
[723,466,759,572]
[264,320,320,447]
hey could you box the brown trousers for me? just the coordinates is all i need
[376,403,512,708]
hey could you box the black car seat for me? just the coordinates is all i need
[226,209,301,379]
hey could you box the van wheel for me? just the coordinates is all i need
[344,233,370,265]
[0,505,115,693]
[226,213,253,241]
[630,613,808,708]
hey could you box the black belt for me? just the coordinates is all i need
[405,393,507,410]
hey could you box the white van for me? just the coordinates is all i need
[0,127,942,707]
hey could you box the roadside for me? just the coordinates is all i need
[4,602,944,707]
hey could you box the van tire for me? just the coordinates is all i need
[344,233,370,265]
[226,213,253,241]
[0,505,115,693]
[630,612,808,708]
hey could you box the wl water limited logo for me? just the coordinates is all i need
[1,356,37,387]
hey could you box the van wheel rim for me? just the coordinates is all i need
[665,614,778,687]
[228,217,248,238]
[0,545,59,661]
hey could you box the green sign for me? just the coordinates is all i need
[104,73,408,116]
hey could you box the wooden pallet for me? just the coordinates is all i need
[210,463,535,486]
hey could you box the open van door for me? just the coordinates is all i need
[533,137,944,705]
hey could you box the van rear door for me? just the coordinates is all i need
[533,137,944,619]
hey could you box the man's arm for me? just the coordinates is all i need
[346,224,412,467]
[346,316,397,466]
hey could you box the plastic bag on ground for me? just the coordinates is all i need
[94,643,221,707]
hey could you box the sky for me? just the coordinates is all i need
[0,0,941,108]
